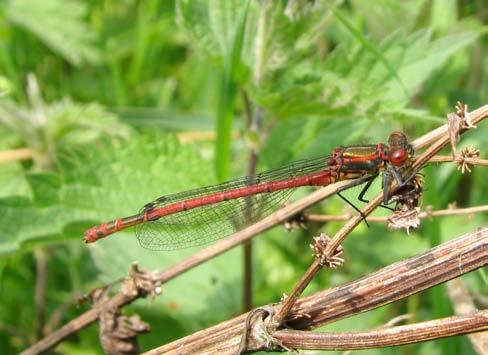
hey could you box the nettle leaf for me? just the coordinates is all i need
[0,194,74,254]
[76,134,242,326]
[176,0,253,64]
[0,134,208,250]
[4,0,100,65]
[0,133,244,326]
[0,95,133,172]
[253,28,477,128]
[177,0,332,81]
[383,31,478,102]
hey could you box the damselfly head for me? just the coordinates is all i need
[387,132,411,167]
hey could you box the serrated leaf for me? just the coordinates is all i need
[0,133,218,253]
[5,0,100,65]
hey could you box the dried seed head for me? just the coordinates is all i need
[310,233,344,268]
[454,146,480,174]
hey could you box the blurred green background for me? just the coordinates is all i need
[0,0,486,354]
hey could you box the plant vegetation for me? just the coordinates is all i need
[0,0,486,353]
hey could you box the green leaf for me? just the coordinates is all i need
[0,95,133,168]
[0,194,75,254]
[1,132,243,326]
[430,0,458,34]
[330,7,410,100]
[384,31,479,102]
[215,0,249,180]
[5,0,100,66]
[0,133,217,253]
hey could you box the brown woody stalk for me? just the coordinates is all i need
[273,105,488,325]
[273,310,488,350]
[23,104,488,355]
[447,278,488,353]
[145,227,488,354]
[430,155,488,166]
[307,204,488,223]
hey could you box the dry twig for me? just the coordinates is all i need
[306,204,488,223]
[447,278,488,354]
[144,227,488,354]
[271,103,486,327]
[273,310,488,351]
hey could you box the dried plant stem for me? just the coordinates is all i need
[447,278,488,354]
[430,155,488,166]
[274,184,387,324]
[273,105,488,327]
[144,227,488,354]
[275,260,322,325]
[411,105,488,149]
[34,249,49,339]
[307,204,488,223]
[273,310,488,350]
[0,148,33,164]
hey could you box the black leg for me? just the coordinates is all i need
[401,167,423,187]
[336,190,370,228]
[379,203,395,211]
[357,175,395,211]
[358,178,374,203]
[336,174,376,194]
[336,175,377,228]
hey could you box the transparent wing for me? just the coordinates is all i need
[136,155,331,250]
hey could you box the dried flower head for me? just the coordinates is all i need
[310,233,344,268]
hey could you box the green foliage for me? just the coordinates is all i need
[0,75,131,170]
[0,0,487,353]
[4,0,100,66]
[0,132,213,252]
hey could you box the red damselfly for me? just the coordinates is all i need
[84,132,415,250]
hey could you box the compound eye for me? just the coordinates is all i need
[390,149,408,166]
